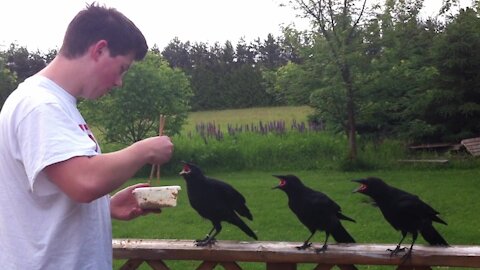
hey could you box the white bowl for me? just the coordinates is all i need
[132,186,181,209]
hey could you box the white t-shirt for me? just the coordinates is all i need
[0,75,112,269]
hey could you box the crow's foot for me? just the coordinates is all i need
[387,245,406,257]
[195,237,217,247]
[315,244,328,253]
[400,248,413,263]
[195,235,210,243]
[296,242,312,250]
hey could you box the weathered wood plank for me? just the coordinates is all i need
[112,239,480,268]
[408,143,456,150]
[398,159,449,164]
[461,137,480,156]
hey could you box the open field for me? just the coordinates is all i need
[182,105,314,133]
[113,168,480,269]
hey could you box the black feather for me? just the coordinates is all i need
[180,161,257,246]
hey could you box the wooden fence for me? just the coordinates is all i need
[113,239,480,270]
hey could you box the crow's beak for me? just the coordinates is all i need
[351,179,364,193]
[272,175,285,190]
[179,161,189,175]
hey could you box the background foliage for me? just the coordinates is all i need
[1,0,479,148]
[79,52,192,144]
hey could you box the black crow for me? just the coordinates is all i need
[179,161,257,246]
[273,175,356,253]
[352,177,448,258]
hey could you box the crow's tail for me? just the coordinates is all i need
[331,223,358,270]
[230,215,258,240]
[337,212,356,223]
[420,224,448,246]
[331,222,355,243]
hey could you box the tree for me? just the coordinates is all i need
[162,38,192,71]
[356,0,441,142]
[0,55,17,108]
[273,61,313,105]
[4,43,47,83]
[425,7,480,142]
[256,34,288,69]
[289,0,369,160]
[80,52,192,145]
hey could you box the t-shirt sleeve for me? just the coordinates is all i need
[16,102,98,193]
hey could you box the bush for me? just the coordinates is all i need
[153,131,408,176]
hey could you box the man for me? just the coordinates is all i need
[0,3,173,269]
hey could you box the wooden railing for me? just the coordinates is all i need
[113,239,480,270]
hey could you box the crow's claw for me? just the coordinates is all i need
[315,244,328,253]
[296,242,312,250]
[195,237,217,247]
[400,248,413,263]
[195,235,211,243]
[387,245,406,257]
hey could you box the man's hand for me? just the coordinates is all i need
[110,183,161,220]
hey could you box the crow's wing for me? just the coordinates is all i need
[208,177,253,220]
[395,192,447,225]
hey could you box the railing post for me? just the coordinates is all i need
[119,259,143,270]
[146,260,169,270]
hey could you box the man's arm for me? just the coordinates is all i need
[44,136,173,203]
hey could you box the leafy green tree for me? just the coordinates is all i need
[425,7,480,142]
[4,43,46,83]
[273,61,313,105]
[289,0,369,160]
[357,0,441,142]
[188,42,224,110]
[256,33,288,69]
[162,38,192,71]
[0,55,17,108]
[80,52,192,145]
[235,38,256,65]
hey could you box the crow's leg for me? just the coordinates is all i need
[195,227,215,243]
[315,232,330,253]
[400,232,417,263]
[388,232,408,256]
[196,223,221,246]
[297,231,315,250]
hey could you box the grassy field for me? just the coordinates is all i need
[113,168,480,269]
[182,105,314,133]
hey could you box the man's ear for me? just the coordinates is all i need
[90,40,109,61]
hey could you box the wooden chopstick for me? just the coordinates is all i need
[149,114,165,185]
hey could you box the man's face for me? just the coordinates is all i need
[86,47,135,99]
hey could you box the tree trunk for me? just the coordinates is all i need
[342,65,357,160]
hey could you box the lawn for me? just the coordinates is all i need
[112,168,480,269]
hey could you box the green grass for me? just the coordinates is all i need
[112,168,480,269]
[183,105,314,132]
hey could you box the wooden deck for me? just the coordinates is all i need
[113,239,480,269]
